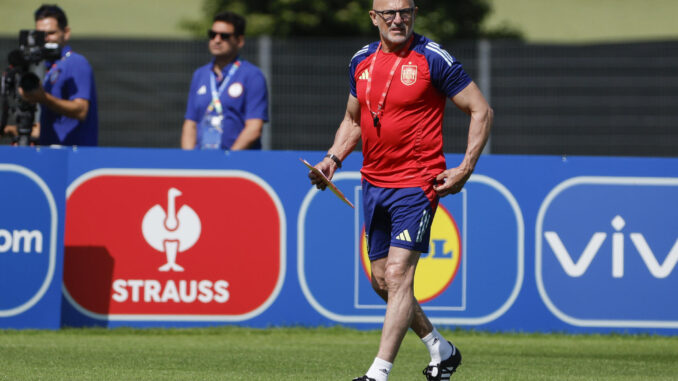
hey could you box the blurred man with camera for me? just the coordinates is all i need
[6,4,98,146]
[181,11,268,150]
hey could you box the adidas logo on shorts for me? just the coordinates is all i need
[395,230,412,242]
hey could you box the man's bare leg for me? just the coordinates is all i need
[370,248,456,373]
[370,246,421,362]
[370,252,433,340]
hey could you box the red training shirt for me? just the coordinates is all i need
[349,33,471,188]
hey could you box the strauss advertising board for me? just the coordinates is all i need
[63,169,285,322]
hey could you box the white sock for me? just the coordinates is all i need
[421,328,454,365]
[365,357,392,381]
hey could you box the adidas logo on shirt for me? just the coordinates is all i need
[197,85,207,95]
[396,230,412,242]
[359,69,370,80]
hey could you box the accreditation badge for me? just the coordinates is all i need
[401,64,417,86]
[210,115,223,129]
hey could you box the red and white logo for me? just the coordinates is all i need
[401,64,417,86]
[141,188,201,272]
[63,169,285,322]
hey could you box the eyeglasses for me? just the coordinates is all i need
[372,7,415,23]
[208,30,234,40]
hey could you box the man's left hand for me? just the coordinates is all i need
[18,85,47,104]
[433,166,472,197]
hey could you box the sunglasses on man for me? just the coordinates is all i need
[208,30,234,40]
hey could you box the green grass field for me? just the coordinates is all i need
[1,326,677,380]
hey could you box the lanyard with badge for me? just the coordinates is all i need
[364,38,412,127]
[199,60,241,149]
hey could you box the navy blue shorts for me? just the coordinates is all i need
[362,180,439,261]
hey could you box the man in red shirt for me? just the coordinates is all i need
[309,0,493,380]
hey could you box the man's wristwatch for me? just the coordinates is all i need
[325,153,342,168]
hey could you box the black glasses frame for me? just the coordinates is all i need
[208,30,234,40]
[372,7,415,22]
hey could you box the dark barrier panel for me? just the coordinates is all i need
[1,146,677,333]
[2,38,677,156]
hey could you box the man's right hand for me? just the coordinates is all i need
[308,158,338,190]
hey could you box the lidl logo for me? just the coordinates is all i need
[64,169,285,322]
[360,204,462,303]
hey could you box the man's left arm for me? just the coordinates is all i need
[231,68,269,150]
[433,81,493,197]
[230,118,263,150]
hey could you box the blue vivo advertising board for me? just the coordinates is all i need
[0,146,677,334]
[537,177,678,328]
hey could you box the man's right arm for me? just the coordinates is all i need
[19,86,90,121]
[181,119,197,149]
[310,94,361,190]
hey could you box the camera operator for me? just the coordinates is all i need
[4,4,98,146]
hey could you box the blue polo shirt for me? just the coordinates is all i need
[40,45,98,146]
[184,58,269,150]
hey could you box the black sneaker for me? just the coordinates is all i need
[352,376,376,381]
[422,342,462,380]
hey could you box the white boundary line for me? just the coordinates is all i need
[64,168,286,322]
[536,176,678,328]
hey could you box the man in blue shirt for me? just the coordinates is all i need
[18,4,98,146]
[181,11,269,150]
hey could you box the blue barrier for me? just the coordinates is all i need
[1,146,677,334]
[0,147,67,329]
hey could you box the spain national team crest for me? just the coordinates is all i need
[401,64,417,86]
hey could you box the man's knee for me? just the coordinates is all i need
[384,262,413,290]
[371,272,388,297]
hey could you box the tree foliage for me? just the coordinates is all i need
[180,0,522,41]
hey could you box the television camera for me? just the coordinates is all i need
[1,30,60,146]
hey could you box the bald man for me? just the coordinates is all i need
[308,0,493,380]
